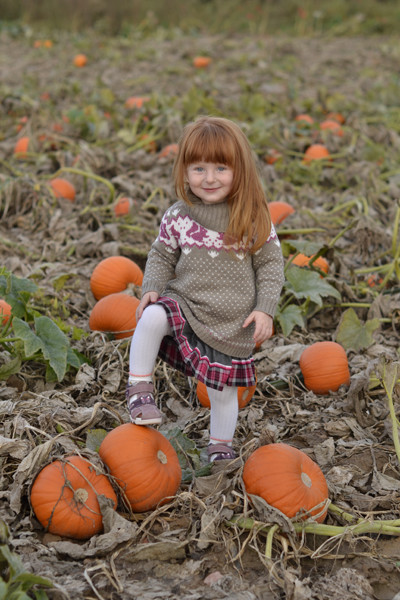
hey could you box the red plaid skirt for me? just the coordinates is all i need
[156,297,256,391]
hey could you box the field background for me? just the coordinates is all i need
[1,1,400,599]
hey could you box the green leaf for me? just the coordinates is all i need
[12,318,42,356]
[86,429,108,452]
[0,273,37,319]
[284,240,326,256]
[335,308,380,351]
[0,356,21,381]
[276,304,305,337]
[13,573,53,590]
[34,316,68,381]
[164,427,201,470]
[284,266,341,306]
[0,581,9,600]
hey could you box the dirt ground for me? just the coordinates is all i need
[0,27,400,599]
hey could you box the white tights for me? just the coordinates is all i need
[129,303,239,446]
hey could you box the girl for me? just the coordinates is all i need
[126,116,284,461]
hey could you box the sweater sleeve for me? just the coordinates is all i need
[252,225,285,317]
[141,206,181,296]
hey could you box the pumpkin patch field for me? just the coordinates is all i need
[1,18,400,600]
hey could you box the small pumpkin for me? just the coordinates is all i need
[243,443,329,523]
[303,144,330,163]
[268,201,295,226]
[99,423,182,512]
[125,96,150,109]
[264,149,282,165]
[30,455,117,539]
[159,143,179,159]
[89,292,140,339]
[90,256,143,300]
[0,299,12,325]
[299,341,350,394]
[49,178,76,202]
[196,379,257,409]
[290,253,329,274]
[295,114,314,125]
[326,111,345,124]
[73,54,87,67]
[14,136,30,157]
[320,119,343,137]
[193,56,212,68]
[113,197,133,217]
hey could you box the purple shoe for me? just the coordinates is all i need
[126,382,163,426]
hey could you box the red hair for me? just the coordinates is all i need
[173,116,272,254]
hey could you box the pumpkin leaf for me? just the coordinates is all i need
[0,271,37,319]
[86,428,108,452]
[276,304,305,337]
[0,356,22,381]
[12,318,43,356]
[34,316,69,381]
[164,427,201,470]
[284,266,341,306]
[335,308,380,351]
[284,239,327,256]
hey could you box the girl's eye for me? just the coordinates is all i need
[217,166,226,171]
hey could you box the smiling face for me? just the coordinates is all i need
[186,162,234,204]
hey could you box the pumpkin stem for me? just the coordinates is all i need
[301,472,312,488]
[157,450,168,465]
[74,488,89,503]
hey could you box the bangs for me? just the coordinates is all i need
[182,124,237,167]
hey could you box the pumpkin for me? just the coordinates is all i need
[326,111,345,124]
[125,96,150,109]
[89,292,140,339]
[268,201,295,226]
[73,54,87,67]
[193,56,212,68]
[295,114,314,125]
[113,197,133,217]
[99,423,181,512]
[243,443,329,523]
[196,379,257,409]
[303,144,330,163]
[49,178,76,202]
[264,149,282,165]
[14,136,30,157]
[159,143,179,159]
[90,256,143,300]
[299,341,350,394]
[320,119,343,137]
[30,455,117,539]
[0,299,12,325]
[290,253,329,274]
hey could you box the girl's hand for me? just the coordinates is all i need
[136,291,159,321]
[243,311,274,345]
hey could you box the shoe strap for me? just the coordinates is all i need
[126,381,154,401]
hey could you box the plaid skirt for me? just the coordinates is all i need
[156,296,256,391]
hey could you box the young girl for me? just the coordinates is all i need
[126,116,284,461]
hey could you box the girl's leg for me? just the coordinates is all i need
[207,385,239,461]
[127,304,172,425]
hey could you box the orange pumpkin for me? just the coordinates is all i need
[243,443,329,522]
[320,119,343,137]
[30,455,117,539]
[303,144,331,163]
[14,136,30,157]
[196,379,257,409]
[268,201,295,226]
[295,114,314,125]
[193,56,212,68]
[290,254,329,274]
[0,299,12,325]
[73,54,87,67]
[49,178,76,202]
[90,256,143,300]
[326,112,345,124]
[113,197,133,217]
[89,293,140,339]
[264,149,282,165]
[299,341,350,394]
[159,143,179,159]
[125,96,150,109]
[99,424,182,512]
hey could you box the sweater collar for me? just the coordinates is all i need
[186,191,230,232]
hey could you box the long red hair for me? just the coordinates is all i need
[173,116,271,253]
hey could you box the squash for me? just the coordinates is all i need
[243,443,329,523]
[320,119,343,137]
[193,56,212,68]
[159,143,179,159]
[290,253,329,274]
[113,197,133,217]
[30,455,117,539]
[303,144,330,163]
[89,292,140,339]
[299,341,350,394]
[268,201,295,226]
[90,256,143,300]
[99,423,182,512]
[196,379,257,409]
[295,114,314,125]
[73,54,87,67]
[49,178,76,202]
[14,136,30,157]
[0,299,12,325]
[125,96,150,109]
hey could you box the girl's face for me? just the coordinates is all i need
[186,162,234,205]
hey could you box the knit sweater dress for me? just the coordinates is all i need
[141,197,285,389]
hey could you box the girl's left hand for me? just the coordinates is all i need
[243,311,274,345]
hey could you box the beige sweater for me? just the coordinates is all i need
[142,198,285,358]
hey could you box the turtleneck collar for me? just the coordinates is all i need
[185,191,231,233]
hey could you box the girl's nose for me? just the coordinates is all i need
[205,169,216,182]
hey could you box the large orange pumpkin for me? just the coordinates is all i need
[243,443,329,523]
[299,341,350,394]
[196,379,257,409]
[290,253,329,274]
[89,293,140,339]
[268,201,295,226]
[99,424,182,512]
[30,455,117,539]
[90,256,143,300]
